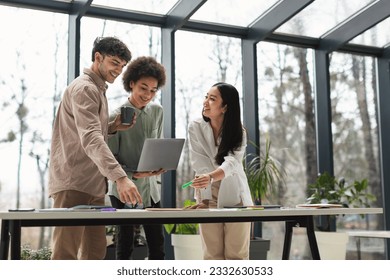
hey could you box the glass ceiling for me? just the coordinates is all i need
[190,0,279,27]
[2,0,390,48]
[92,0,179,15]
[275,0,375,37]
[91,0,390,48]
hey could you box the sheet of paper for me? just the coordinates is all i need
[296,203,343,208]
[37,208,74,212]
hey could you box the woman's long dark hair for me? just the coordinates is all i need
[203,82,243,165]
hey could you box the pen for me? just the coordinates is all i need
[181,181,193,189]
[100,207,116,212]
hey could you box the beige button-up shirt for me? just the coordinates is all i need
[48,68,126,198]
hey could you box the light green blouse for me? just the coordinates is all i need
[108,99,163,206]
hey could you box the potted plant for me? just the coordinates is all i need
[21,244,52,260]
[245,138,286,204]
[306,171,376,259]
[307,171,375,208]
[244,138,287,260]
[164,200,202,260]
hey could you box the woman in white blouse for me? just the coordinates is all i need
[188,82,253,260]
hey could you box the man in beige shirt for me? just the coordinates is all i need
[48,37,142,260]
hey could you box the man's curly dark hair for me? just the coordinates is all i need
[122,56,166,92]
[92,36,132,63]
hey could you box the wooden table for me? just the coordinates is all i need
[0,207,383,260]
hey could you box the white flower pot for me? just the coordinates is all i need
[171,234,203,260]
[315,231,349,260]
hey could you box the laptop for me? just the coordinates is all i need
[131,138,185,172]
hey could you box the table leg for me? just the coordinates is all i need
[356,237,361,260]
[9,220,21,260]
[305,217,320,260]
[284,217,321,260]
[0,220,10,260]
[282,221,294,259]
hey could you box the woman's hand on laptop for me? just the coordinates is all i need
[132,168,166,179]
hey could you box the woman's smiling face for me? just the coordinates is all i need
[129,76,158,109]
[202,86,226,120]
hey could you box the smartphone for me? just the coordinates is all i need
[8,208,35,212]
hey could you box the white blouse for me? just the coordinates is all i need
[188,118,254,208]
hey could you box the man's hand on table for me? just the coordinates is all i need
[116,176,142,205]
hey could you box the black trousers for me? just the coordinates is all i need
[109,195,165,260]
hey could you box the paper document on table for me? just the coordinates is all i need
[145,208,184,211]
[71,205,116,211]
[145,208,210,211]
[223,206,265,210]
[296,203,343,209]
[37,208,74,212]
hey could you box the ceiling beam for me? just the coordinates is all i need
[338,43,384,57]
[70,0,92,16]
[266,32,318,48]
[383,45,390,58]
[181,20,248,38]
[319,0,390,53]
[0,0,70,13]
[86,5,165,27]
[247,0,314,42]
[164,0,206,31]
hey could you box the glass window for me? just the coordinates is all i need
[329,51,384,258]
[330,52,381,209]
[330,53,379,194]
[0,5,68,249]
[257,41,315,259]
[175,30,242,205]
[80,17,162,110]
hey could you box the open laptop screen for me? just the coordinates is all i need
[132,138,185,172]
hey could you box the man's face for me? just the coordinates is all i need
[96,53,127,84]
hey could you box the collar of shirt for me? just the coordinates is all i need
[83,67,108,94]
[128,101,153,117]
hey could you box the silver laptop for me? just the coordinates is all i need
[132,138,185,172]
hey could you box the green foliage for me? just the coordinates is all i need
[245,138,286,203]
[21,244,52,260]
[106,225,116,235]
[164,200,199,234]
[307,172,376,207]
